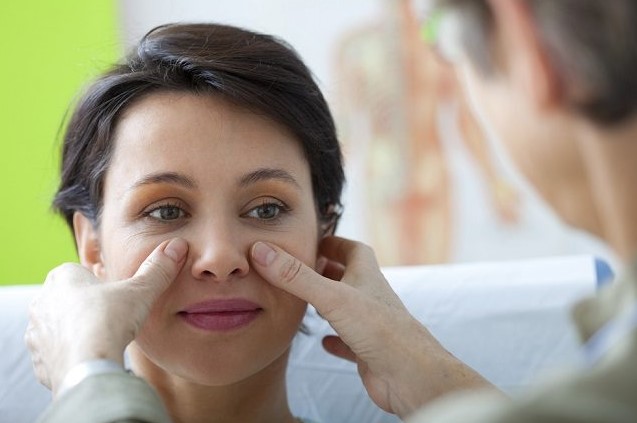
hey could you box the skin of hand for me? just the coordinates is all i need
[24,238,188,397]
[251,236,493,418]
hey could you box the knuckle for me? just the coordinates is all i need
[44,267,56,281]
[357,241,375,258]
[57,262,80,275]
[57,262,74,271]
[45,262,90,287]
[279,256,303,285]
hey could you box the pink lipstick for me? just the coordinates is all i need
[179,299,263,332]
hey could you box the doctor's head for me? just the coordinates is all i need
[432,0,637,238]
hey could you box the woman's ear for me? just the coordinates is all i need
[73,212,106,278]
[488,0,562,110]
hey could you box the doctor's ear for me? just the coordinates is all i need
[72,211,106,279]
[488,0,563,109]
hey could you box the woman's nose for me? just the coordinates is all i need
[188,222,250,282]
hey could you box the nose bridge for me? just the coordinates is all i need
[189,216,250,281]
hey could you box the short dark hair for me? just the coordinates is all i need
[53,23,344,233]
[437,0,637,125]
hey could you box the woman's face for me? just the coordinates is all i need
[89,91,319,385]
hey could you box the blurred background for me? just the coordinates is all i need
[0,0,617,285]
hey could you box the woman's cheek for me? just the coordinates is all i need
[276,238,318,269]
[103,235,165,281]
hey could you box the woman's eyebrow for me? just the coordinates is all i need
[129,172,197,191]
[239,168,301,189]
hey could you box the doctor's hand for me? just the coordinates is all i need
[251,236,491,418]
[24,238,188,396]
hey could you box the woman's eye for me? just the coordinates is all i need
[246,202,285,220]
[147,205,186,221]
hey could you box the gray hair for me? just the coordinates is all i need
[437,0,637,125]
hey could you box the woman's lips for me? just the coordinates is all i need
[179,299,263,332]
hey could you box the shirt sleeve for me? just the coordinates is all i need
[408,267,637,423]
[406,343,637,423]
[36,373,173,423]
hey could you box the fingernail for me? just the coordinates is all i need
[164,238,188,262]
[252,242,277,266]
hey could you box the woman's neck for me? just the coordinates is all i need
[127,343,298,423]
[577,117,637,261]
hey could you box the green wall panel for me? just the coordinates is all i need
[0,1,119,284]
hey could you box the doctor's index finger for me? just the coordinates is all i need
[250,241,348,309]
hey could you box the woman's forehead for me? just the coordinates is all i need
[106,91,312,193]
